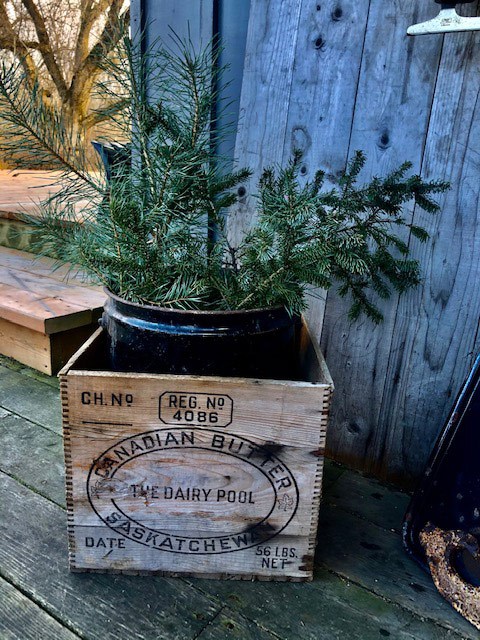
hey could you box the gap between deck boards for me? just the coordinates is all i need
[0,420,475,639]
[0,357,476,639]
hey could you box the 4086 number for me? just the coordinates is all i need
[172,409,219,424]
[159,392,233,427]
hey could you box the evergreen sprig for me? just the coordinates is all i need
[237,152,449,322]
[0,34,449,322]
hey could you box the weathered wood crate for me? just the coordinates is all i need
[59,321,333,581]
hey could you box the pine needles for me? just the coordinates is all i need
[239,152,449,322]
[0,34,449,322]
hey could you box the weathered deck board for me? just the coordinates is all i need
[0,364,61,433]
[324,470,410,533]
[0,170,95,220]
[0,472,222,640]
[189,566,460,640]
[0,412,65,507]
[0,266,104,315]
[185,506,475,638]
[0,578,81,640]
[196,611,278,640]
[315,505,476,638]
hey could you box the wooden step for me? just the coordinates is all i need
[0,169,93,219]
[0,247,106,375]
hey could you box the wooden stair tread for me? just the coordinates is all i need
[0,248,105,334]
[0,170,97,220]
[0,247,88,282]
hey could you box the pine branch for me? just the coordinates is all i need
[0,35,449,320]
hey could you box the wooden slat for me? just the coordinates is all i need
[0,246,104,338]
[0,316,51,373]
[0,282,96,334]
[196,611,277,640]
[318,0,449,486]
[0,246,98,288]
[323,468,410,533]
[226,0,372,338]
[0,578,80,640]
[0,412,65,507]
[0,170,97,220]
[0,363,61,433]
[0,472,222,640]
[0,265,106,310]
[371,21,480,484]
[0,170,64,218]
[228,0,303,243]
[284,0,372,338]
[315,503,477,638]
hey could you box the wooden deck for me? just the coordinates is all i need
[0,248,105,374]
[0,356,475,639]
[0,170,65,219]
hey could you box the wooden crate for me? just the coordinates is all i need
[59,322,333,581]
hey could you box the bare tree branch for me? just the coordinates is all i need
[0,0,129,132]
[68,0,129,124]
[74,0,112,72]
[0,1,37,86]
[20,0,69,100]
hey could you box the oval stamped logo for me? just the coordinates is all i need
[87,428,299,554]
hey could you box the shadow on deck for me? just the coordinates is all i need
[0,354,474,640]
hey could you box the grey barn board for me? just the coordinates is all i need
[132,0,480,488]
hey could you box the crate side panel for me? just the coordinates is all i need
[63,371,329,579]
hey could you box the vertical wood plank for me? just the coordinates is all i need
[228,0,372,334]
[323,0,479,485]
[283,0,371,182]
[374,26,480,485]
[283,0,372,336]
[319,0,447,484]
[228,0,304,243]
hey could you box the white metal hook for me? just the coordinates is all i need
[407,3,480,36]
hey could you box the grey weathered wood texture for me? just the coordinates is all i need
[0,356,476,638]
[60,326,332,580]
[132,0,479,488]
[230,0,480,488]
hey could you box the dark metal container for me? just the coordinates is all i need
[403,354,480,582]
[101,290,300,379]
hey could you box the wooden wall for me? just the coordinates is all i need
[230,0,480,488]
[134,0,480,488]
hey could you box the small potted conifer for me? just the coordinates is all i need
[0,32,448,380]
